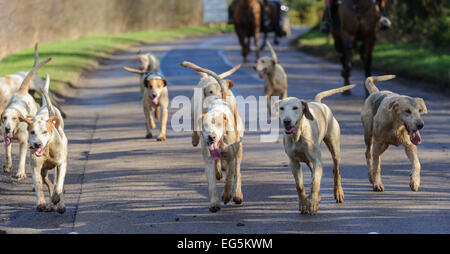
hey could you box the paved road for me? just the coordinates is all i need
[1,29,449,234]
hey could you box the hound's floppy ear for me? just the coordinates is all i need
[18,115,33,126]
[271,59,276,66]
[223,113,235,132]
[48,116,60,130]
[162,78,168,87]
[301,101,314,121]
[416,97,428,114]
[388,99,399,111]
[225,79,234,89]
[137,50,141,56]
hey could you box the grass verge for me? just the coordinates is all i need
[297,27,450,88]
[0,25,234,93]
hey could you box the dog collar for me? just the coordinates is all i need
[144,71,165,80]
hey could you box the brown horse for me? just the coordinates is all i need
[233,0,261,63]
[260,1,284,50]
[331,0,382,97]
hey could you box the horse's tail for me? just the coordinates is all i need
[314,84,355,103]
[365,75,396,95]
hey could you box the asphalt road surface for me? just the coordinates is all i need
[1,29,449,234]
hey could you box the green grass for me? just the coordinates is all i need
[0,25,234,92]
[297,28,450,86]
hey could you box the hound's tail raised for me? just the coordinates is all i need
[365,75,396,95]
[40,74,55,117]
[267,41,278,64]
[40,73,50,109]
[18,57,51,95]
[314,84,356,103]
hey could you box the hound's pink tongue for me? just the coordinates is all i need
[3,134,11,146]
[285,125,298,135]
[409,129,422,145]
[208,142,221,161]
[152,97,159,105]
[35,147,45,157]
[259,72,264,79]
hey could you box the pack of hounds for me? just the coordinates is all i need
[1,42,428,215]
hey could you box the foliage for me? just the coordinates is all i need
[380,0,449,50]
[298,27,450,86]
[285,0,324,26]
[0,25,234,92]
[287,0,450,50]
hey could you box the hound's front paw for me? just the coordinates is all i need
[156,135,166,141]
[3,165,11,173]
[57,205,66,214]
[36,203,47,212]
[307,194,320,215]
[410,177,420,192]
[145,133,152,139]
[209,205,220,213]
[46,204,55,212]
[233,195,243,205]
[222,192,232,204]
[15,173,27,180]
[299,197,308,214]
[334,186,344,203]
[372,183,385,192]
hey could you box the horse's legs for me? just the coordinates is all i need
[254,30,260,60]
[237,29,249,63]
[335,33,353,95]
[341,35,353,95]
[333,35,350,94]
[260,31,267,51]
[342,36,353,84]
[244,36,250,62]
[361,38,375,98]
[273,33,279,45]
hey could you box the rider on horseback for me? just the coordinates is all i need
[228,0,266,24]
[229,1,280,27]
[320,0,391,34]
